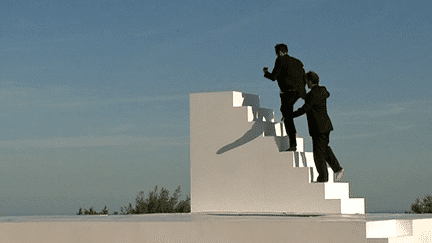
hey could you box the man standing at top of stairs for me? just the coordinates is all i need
[263,43,307,152]
[292,71,344,183]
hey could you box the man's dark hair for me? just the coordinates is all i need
[306,71,320,85]
[274,43,288,54]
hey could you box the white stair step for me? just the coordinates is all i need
[308,183,349,200]
[306,166,335,183]
[302,152,314,167]
[341,198,365,214]
[274,121,287,137]
[232,91,259,108]
[324,183,349,199]
[271,137,305,152]
[256,108,275,122]
[367,236,415,243]
[366,220,412,238]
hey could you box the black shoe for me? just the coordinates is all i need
[316,179,328,183]
[284,146,296,152]
[316,176,328,183]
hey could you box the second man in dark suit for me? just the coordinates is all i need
[263,43,306,151]
[292,71,344,182]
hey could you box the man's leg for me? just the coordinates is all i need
[280,91,300,149]
[312,134,329,182]
[323,133,343,173]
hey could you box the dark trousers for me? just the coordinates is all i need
[280,91,300,147]
[311,132,342,181]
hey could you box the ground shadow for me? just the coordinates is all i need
[216,93,298,155]
[216,120,271,154]
[216,118,303,155]
[216,92,275,155]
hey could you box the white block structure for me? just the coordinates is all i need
[190,91,365,214]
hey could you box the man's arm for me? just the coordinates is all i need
[263,58,281,81]
[292,92,314,118]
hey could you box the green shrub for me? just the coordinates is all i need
[76,205,109,215]
[77,185,190,215]
[410,195,432,214]
[122,185,190,214]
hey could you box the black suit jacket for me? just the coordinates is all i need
[264,55,306,99]
[292,85,333,136]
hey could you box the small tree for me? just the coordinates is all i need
[168,186,182,213]
[77,206,109,215]
[411,195,432,214]
[120,203,136,215]
[84,206,96,215]
[175,195,191,213]
[146,186,160,213]
[157,187,170,213]
[135,191,148,214]
[100,205,109,214]
[124,185,190,214]
[77,185,191,215]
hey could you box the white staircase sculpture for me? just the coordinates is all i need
[190,91,365,214]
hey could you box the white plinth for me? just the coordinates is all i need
[1,213,432,243]
[190,91,364,214]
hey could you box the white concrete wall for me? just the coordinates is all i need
[366,217,432,242]
[413,218,432,243]
[0,214,368,243]
[1,214,431,243]
[190,91,364,214]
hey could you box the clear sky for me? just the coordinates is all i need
[0,0,431,216]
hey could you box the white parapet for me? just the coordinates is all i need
[190,91,365,214]
[1,214,431,243]
[366,216,432,243]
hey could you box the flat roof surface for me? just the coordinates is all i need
[1,213,431,223]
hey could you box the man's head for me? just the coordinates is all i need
[274,44,288,56]
[306,71,319,89]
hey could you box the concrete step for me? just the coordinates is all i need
[308,182,350,200]
[273,121,287,137]
[366,219,413,238]
[305,166,336,183]
[367,236,415,243]
[324,183,349,199]
[293,152,336,183]
[293,150,343,181]
[341,198,365,214]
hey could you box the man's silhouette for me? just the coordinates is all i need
[292,71,344,182]
[263,43,306,151]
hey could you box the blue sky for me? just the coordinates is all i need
[0,0,431,215]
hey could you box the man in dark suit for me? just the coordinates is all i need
[263,43,306,151]
[292,71,344,182]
